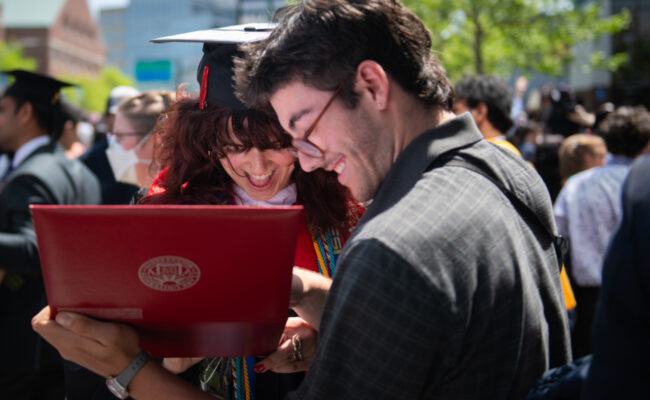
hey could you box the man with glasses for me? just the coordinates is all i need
[27,1,570,399]
[236,0,571,399]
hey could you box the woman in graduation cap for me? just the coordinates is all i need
[144,25,361,400]
[33,24,361,400]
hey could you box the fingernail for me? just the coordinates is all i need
[253,364,266,373]
[56,313,72,327]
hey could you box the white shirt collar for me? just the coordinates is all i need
[12,135,51,168]
[233,183,297,206]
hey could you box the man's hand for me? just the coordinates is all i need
[32,306,142,378]
[290,267,332,330]
[254,317,317,374]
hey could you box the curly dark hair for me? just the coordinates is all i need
[143,97,361,234]
[454,75,514,134]
[234,0,453,112]
[597,106,650,158]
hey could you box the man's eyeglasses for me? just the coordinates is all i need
[289,85,343,159]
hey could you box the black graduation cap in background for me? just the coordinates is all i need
[151,23,274,110]
[1,70,74,111]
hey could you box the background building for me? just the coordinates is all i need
[568,0,615,109]
[609,0,650,107]
[0,0,105,78]
[99,0,284,91]
[568,0,650,109]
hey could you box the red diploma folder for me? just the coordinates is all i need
[31,204,303,357]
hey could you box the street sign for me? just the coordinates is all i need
[135,60,172,82]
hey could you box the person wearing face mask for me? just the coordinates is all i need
[106,90,175,189]
[80,85,142,204]
[41,24,362,400]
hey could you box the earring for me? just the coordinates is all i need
[378,103,382,108]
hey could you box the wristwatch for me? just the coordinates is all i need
[105,350,151,399]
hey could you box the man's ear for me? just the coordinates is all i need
[15,101,34,125]
[356,60,389,110]
[472,102,488,125]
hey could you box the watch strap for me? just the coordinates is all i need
[115,350,151,390]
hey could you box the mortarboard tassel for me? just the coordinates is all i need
[199,65,209,110]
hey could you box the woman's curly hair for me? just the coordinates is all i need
[143,96,361,234]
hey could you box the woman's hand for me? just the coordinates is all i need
[32,306,142,378]
[254,317,317,374]
[162,357,204,374]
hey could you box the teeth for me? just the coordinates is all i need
[334,160,345,174]
[249,172,272,180]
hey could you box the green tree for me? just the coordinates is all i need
[0,40,133,114]
[0,39,37,71]
[62,66,135,113]
[404,0,630,81]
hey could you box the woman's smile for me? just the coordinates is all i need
[245,170,275,189]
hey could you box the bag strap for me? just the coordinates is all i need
[428,150,568,270]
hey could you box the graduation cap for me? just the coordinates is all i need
[151,23,274,110]
[1,70,74,110]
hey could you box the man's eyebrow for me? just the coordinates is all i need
[288,108,312,131]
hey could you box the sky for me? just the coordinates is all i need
[86,0,129,17]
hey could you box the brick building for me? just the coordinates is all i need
[0,0,105,78]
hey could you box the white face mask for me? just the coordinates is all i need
[105,133,152,187]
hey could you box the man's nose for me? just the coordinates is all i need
[297,152,323,173]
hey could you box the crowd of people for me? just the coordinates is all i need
[0,0,648,399]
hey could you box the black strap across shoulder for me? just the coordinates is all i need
[427,149,568,270]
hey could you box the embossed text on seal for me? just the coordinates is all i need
[138,256,201,292]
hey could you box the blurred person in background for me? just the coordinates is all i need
[0,70,101,400]
[583,152,650,399]
[557,133,607,185]
[545,84,594,137]
[510,76,529,126]
[533,134,565,202]
[453,75,521,156]
[106,90,175,189]
[593,102,615,133]
[511,121,543,163]
[98,85,143,143]
[59,100,89,159]
[554,105,650,359]
[80,85,141,204]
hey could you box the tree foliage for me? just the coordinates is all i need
[62,66,135,113]
[0,39,37,72]
[403,0,630,81]
[1,38,133,114]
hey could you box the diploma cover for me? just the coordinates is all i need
[32,205,303,357]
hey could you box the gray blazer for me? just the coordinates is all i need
[291,114,571,400]
[0,140,101,374]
